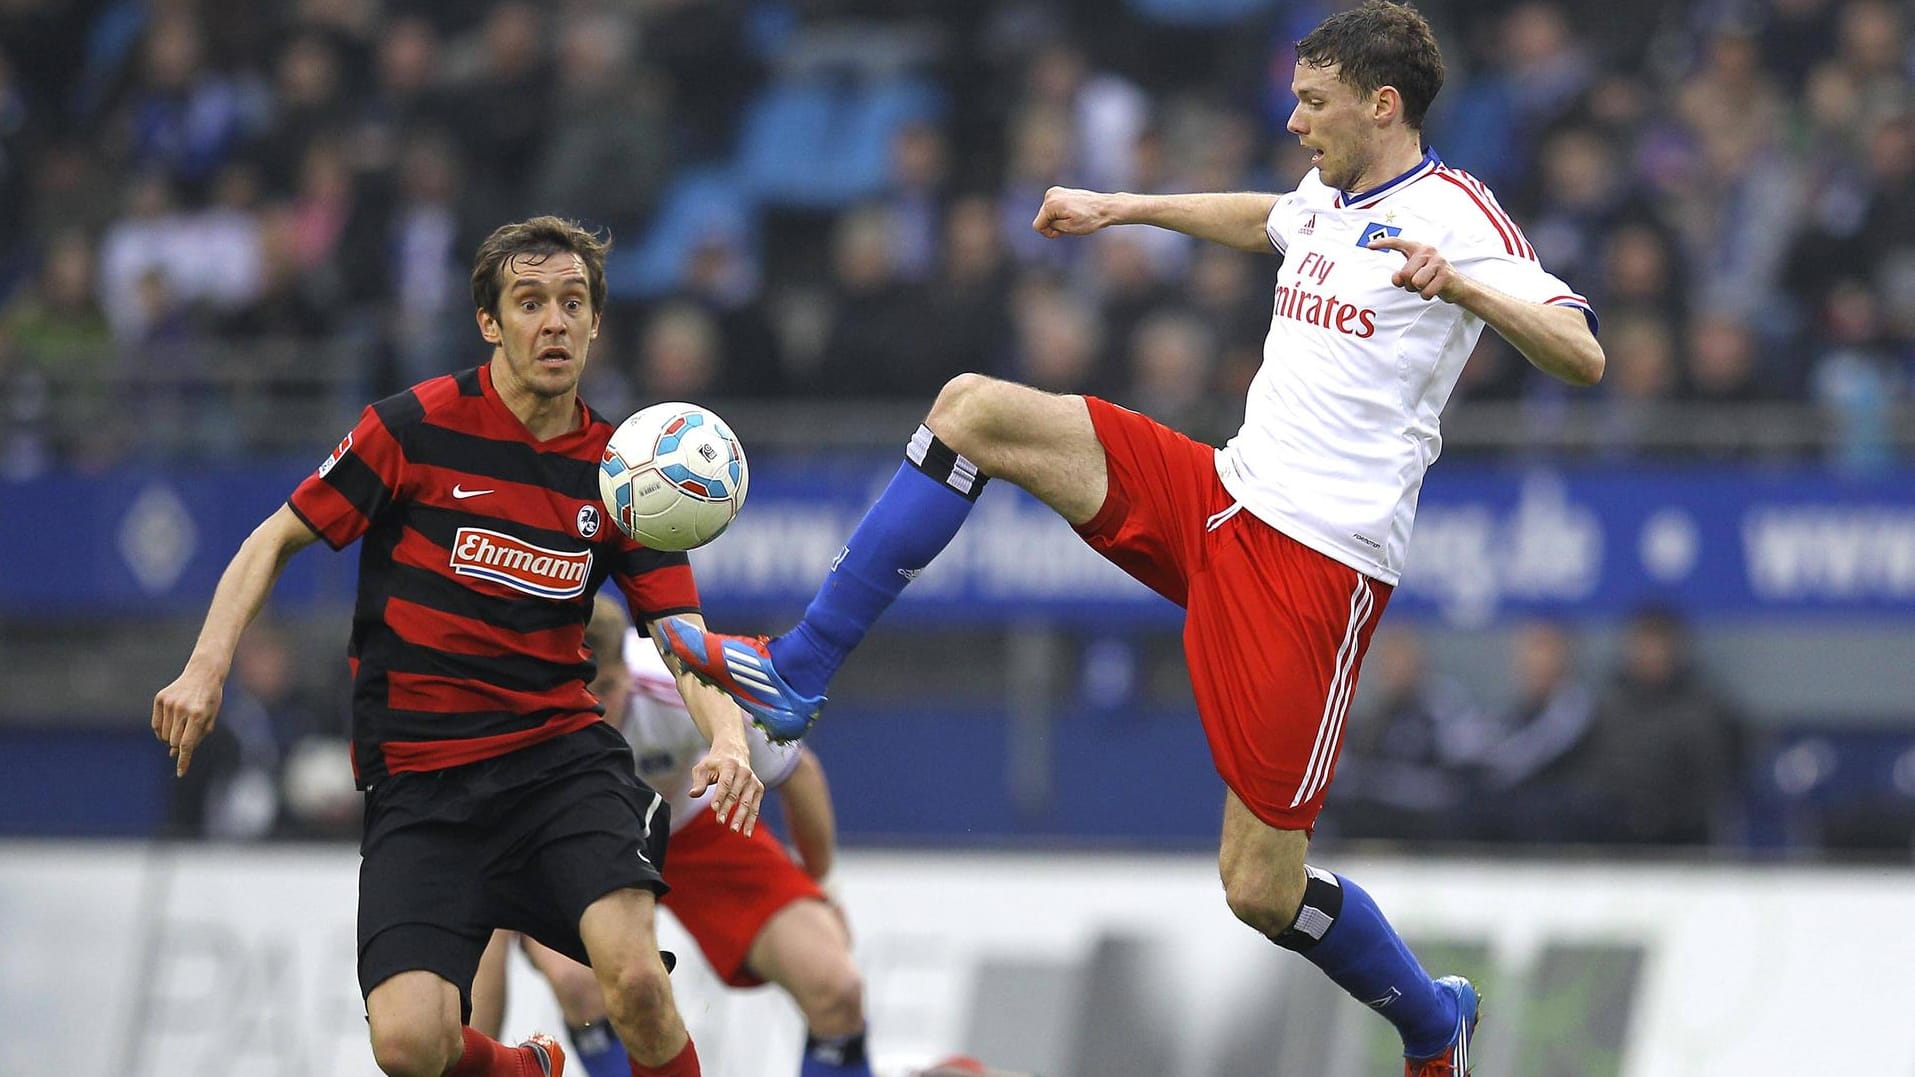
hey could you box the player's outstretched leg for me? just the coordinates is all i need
[658,420,991,740]
[662,374,1109,738]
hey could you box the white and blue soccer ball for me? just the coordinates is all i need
[598,402,749,551]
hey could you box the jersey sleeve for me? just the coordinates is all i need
[1264,191,1298,254]
[1449,228,1598,335]
[747,724,804,789]
[611,542,700,622]
[286,402,408,550]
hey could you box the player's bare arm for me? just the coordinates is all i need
[1033,187,1280,252]
[779,747,839,882]
[653,611,766,834]
[152,504,320,777]
[1368,233,1606,386]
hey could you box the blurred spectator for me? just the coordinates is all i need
[1655,24,1801,324]
[1088,230,1178,368]
[1439,3,1593,189]
[884,120,951,282]
[677,234,789,398]
[1331,625,1486,843]
[636,0,763,163]
[22,141,121,255]
[0,48,35,266]
[1184,244,1267,395]
[253,31,353,195]
[446,2,551,225]
[1684,312,1775,403]
[0,229,114,380]
[98,172,196,341]
[634,301,722,404]
[109,12,267,193]
[1811,280,1899,475]
[924,193,1015,374]
[1597,222,1688,328]
[1127,308,1229,442]
[1526,126,1641,272]
[1576,606,1746,846]
[381,131,469,386]
[352,14,460,174]
[218,208,331,341]
[810,205,936,396]
[1595,312,1680,454]
[1759,0,1839,93]
[998,105,1078,269]
[1008,279,1105,396]
[0,229,115,467]
[1460,620,1605,844]
[529,10,672,236]
[1019,43,1148,194]
[168,622,354,840]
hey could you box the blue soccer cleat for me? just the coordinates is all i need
[655,616,824,742]
[1405,975,1480,1077]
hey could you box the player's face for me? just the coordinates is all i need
[1286,61,1380,191]
[478,251,602,401]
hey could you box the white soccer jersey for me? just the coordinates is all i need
[617,628,802,834]
[1216,149,1595,584]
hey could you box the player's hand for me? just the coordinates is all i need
[152,665,223,778]
[690,741,764,836]
[1367,233,1467,303]
[1032,186,1116,238]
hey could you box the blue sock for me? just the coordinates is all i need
[769,425,987,697]
[565,1020,629,1077]
[1278,868,1456,1058]
[800,1030,872,1077]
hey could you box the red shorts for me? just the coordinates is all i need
[1074,397,1392,830]
[657,804,826,986]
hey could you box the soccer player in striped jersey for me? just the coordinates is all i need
[471,595,872,1077]
[659,4,1603,1074]
[152,216,761,1077]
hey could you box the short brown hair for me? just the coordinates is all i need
[470,215,610,318]
[1297,1,1446,130]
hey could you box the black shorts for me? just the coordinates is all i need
[355,722,671,1020]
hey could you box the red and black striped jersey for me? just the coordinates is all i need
[287,363,699,787]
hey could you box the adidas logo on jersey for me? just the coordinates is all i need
[450,528,592,599]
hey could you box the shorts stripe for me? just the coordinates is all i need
[1291,578,1375,808]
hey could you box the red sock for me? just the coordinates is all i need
[629,1037,701,1077]
[447,1026,543,1077]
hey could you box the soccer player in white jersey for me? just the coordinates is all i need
[474,596,873,1077]
[659,3,1602,1073]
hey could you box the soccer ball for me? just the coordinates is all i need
[598,402,749,551]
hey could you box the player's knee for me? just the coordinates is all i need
[927,372,1002,448]
[368,1022,460,1077]
[1221,861,1308,939]
[794,960,865,1037]
[598,959,674,1030]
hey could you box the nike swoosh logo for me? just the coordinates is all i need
[451,485,494,500]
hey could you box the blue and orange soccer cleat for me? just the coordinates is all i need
[655,616,824,742]
[524,1033,566,1076]
[1405,976,1480,1077]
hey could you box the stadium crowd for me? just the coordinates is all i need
[1,0,1911,473]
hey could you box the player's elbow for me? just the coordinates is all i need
[1567,340,1606,387]
[1543,334,1604,388]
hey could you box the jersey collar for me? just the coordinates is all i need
[1335,148,1442,210]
